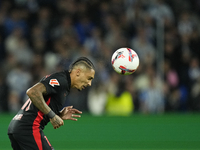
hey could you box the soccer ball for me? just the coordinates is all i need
[111,48,139,75]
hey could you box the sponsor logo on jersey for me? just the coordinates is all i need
[49,79,60,87]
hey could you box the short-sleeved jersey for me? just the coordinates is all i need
[8,70,71,135]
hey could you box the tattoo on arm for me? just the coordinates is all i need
[26,83,51,115]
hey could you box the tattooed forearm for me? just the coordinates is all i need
[26,83,51,115]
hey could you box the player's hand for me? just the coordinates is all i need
[59,106,82,121]
[50,115,64,129]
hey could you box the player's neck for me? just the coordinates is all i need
[69,72,76,88]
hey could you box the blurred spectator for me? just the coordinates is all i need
[87,82,107,116]
[178,11,194,36]
[56,0,77,15]
[3,8,28,36]
[105,72,135,116]
[84,27,102,58]
[130,27,156,66]
[5,28,33,66]
[30,54,47,84]
[104,14,128,49]
[164,59,179,88]
[44,51,60,73]
[6,63,32,107]
[148,0,174,22]
[165,87,181,111]
[106,77,134,116]
[75,15,95,44]
[37,7,51,30]
[189,77,200,111]
[5,27,23,54]
[188,57,200,84]
[27,0,39,13]
[8,90,21,113]
[51,16,77,39]
[138,65,164,114]
[164,41,181,71]
[30,25,46,44]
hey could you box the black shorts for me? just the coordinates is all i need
[8,131,54,150]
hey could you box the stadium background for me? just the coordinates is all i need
[0,0,200,149]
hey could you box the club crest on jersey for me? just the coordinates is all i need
[49,79,60,87]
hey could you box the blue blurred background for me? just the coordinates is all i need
[0,0,200,116]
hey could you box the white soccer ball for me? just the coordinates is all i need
[111,48,139,75]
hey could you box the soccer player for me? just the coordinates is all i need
[8,57,95,150]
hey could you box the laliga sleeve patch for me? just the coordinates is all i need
[49,79,60,87]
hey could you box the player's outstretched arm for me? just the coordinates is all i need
[59,106,82,121]
[26,83,64,129]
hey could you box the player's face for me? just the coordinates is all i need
[76,68,95,91]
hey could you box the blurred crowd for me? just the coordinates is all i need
[0,0,200,115]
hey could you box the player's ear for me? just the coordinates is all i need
[76,68,81,76]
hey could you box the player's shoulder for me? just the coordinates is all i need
[50,71,69,84]
[42,70,68,80]
[40,70,71,90]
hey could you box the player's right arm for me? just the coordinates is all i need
[26,83,64,129]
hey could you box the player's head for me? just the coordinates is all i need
[69,57,95,91]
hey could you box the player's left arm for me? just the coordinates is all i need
[59,106,82,121]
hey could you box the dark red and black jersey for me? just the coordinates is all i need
[8,70,71,135]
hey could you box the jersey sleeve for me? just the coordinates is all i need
[40,72,68,95]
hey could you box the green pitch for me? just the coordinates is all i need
[1,113,200,150]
